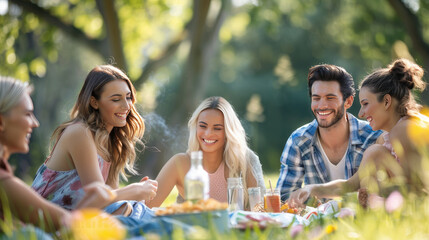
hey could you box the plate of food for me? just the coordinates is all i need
[155,198,229,233]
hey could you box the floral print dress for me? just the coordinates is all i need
[31,155,110,210]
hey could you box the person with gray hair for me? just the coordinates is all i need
[0,76,116,237]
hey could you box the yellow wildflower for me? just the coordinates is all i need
[70,208,126,240]
[325,224,337,234]
[407,121,429,146]
[407,111,429,147]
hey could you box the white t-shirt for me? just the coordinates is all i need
[315,133,347,180]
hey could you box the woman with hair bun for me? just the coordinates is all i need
[147,96,265,210]
[31,65,157,211]
[288,59,429,207]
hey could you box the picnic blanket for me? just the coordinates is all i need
[229,200,343,229]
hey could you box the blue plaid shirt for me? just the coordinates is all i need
[276,113,382,201]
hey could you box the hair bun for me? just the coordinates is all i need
[389,58,424,90]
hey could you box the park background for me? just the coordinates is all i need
[1,0,429,185]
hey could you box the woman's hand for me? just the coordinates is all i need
[287,185,313,209]
[131,177,158,202]
[75,182,116,209]
[111,177,158,202]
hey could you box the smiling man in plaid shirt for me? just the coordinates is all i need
[276,64,382,201]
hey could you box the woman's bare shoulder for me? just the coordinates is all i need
[156,153,190,182]
[63,121,89,132]
[169,153,190,164]
[163,153,190,175]
[392,118,412,132]
[57,122,96,152]
[61,122,92,139]
[390,117,415,144]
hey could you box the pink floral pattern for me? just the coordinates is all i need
[31,155,109,210]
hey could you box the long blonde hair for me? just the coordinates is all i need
[52,65,144,184]
[187,96,252,206]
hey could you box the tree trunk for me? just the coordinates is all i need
[169,0,230,125]
[387,0,429,69]
[95,0,127,71]
[387,0,429,104]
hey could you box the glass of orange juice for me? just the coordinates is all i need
[264,189,281,213]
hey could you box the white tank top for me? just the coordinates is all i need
[316,133,347,180]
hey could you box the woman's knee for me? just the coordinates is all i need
[362,144,392,165]
[361,144,402,183]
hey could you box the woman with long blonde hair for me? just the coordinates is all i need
[32,65,157,210]
[147,96,265,209]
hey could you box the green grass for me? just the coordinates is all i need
[161,186,179,207]
[6,172,429,239]
[161,190,429,240]
[159,171,429,240]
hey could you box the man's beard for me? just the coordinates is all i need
[313,103,345,128]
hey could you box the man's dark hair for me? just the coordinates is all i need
[307,64,355,100]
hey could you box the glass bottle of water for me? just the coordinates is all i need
[227,177,244,211]
[185,151,209,202]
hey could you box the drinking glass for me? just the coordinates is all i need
[264,189,281,213]
[227,178,244,211]
[248,187,262,211]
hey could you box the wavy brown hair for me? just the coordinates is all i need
[51,65,145,184]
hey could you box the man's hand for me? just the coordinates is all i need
[287,185,313,209]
